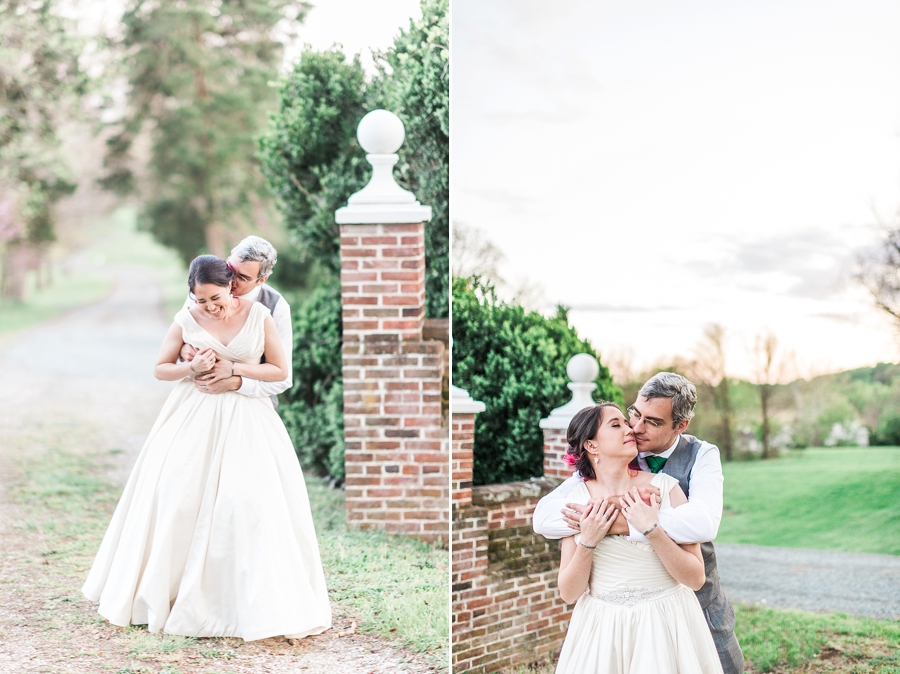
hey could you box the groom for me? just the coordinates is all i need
[181,235,292,404]
[533,372,744,674]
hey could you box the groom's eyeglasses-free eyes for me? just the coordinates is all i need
[227,262,260,284]
[627,406,666,429]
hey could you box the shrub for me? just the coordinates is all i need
[452,277,622,485]
[279,279,345,481]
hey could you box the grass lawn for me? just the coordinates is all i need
[718,447,900,555]
[306,479,448,667]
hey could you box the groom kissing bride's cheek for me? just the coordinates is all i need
[534,372,744,674]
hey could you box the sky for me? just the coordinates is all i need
[451,0,900,382]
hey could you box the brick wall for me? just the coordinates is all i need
[452,418,575,673]
[340,222,449,544]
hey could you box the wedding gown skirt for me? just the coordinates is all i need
[82,303,332,641]
[556,474,723,674]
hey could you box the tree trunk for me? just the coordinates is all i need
[717,378,735,461]
[759,383,772,459]
[1,241,32,302]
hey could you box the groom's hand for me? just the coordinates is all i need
[195,358,233,385]
[195,375,241,394]
[180,343,198,367]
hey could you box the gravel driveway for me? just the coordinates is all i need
[717,542,900,620]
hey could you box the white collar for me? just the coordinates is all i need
[639,435,681,460]
[237,284,263,302]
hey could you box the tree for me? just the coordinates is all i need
[374,0,449,317]
[692,324,735,461]
[751,332,784,458]
[857,220,900,330]
[258,0,449,476]
[257,48,369,274]
[100,0,308,263]
[0,0,83,300]
[453,276,622,485]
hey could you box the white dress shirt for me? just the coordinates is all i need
[531,434,723,545]
[182,284,292,398]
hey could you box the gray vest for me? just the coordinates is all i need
[659,435,721,609]
[660,435,744,673]
[255,285,283,408]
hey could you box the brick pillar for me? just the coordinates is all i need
[451,385,482,508]
[543,427,572,479]
[450,387,488,670]
[336,109,447,544]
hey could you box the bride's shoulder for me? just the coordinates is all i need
[650,472,679,493]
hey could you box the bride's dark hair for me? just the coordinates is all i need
[188,255,234,292]
[564,402,622,480]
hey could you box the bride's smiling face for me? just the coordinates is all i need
[191,283,231,319]
[586,407,637,463]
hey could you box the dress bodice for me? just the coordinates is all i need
[571,473,682,602]
[174,302,267,365]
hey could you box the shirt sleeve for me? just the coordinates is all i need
[627,439,724,544]
[532,475,586,539]
[236,298,293,399]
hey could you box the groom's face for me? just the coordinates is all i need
[628,396,687,455]
[228,256,266,297]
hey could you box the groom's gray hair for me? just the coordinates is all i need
[638,372,697,427]
[231,236,277,279]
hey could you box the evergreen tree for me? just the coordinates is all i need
[100,0,309,263]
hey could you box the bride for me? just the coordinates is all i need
[82,255,331,641]
[555,403,722,673]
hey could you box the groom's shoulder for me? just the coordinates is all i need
[681,435,722,469]
[682,433,720,455]
[258,284,289,310]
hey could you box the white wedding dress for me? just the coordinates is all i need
[556,473,723,674]
[83,302,332,641]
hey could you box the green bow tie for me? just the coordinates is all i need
[645,455,667,474]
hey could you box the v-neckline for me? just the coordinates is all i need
[185,303,255,349]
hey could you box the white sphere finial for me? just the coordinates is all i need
[567,353,600,383]
[540,353,601,429]
[357,110,405,154]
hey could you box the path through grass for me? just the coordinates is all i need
[719,447,900,555]
[0,206,186,339]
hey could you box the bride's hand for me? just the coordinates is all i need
[189,348,216,374]
[578,498,619,548]
[621,486,660,533]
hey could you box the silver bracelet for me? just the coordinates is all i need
[230,361,235,377]
[576,537,597,550]
[642,523,659,537]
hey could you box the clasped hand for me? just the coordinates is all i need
[620,486,660,533]
[563,484,660,532]
[183,344,235,394]
[577,498,619,548]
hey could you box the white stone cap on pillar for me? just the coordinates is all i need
[539,353,600,429]
[452,385,486,414]
[335,109,432,225]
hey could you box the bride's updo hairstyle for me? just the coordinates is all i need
[188,255,234,292]
[564,402,623,480]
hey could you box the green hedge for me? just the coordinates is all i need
[452,277,622,485]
